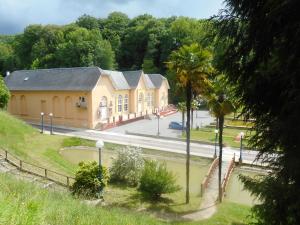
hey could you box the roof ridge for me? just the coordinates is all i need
[13,66,101,73]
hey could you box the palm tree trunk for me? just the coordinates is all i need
[218,115,224,202]
[185,81,192,204]
[191,109,194,129]
[182,111,185,136]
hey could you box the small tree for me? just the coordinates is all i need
[0,75,10,109]
[167,43,213,203]
[110,146,144,186]
[139,160,181,200]
[206,75,235,202]
[71,161,109,199]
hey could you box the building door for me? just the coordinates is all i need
[100,96,108,120]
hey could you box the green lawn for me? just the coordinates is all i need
[0,110,254,223]
[187,127,252,148]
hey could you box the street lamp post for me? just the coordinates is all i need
[239,132,245,164]
[40,112,44,133]
[96,139,104,198]
[214,129,219,158]
[49,113,53,135]
[157,112,160,136]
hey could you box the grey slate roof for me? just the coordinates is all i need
[143,74,155,89]
[122,70,143,88]
[148,74,165,88]
[5,67,102,91]
[5,67,169,92]
[102,70,130,90]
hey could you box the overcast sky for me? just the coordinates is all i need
[0,0,224,34]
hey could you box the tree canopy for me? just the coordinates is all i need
[215,0,300,224]
[0,13,213,104]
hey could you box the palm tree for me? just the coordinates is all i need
[167,43,213,204]
[206,76,235,202]
[177,102,186,135]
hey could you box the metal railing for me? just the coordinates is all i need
[200,157,219,197]
[221,154,236,200]
[0,149,75,187]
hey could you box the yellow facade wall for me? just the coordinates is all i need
[7,90,92,128]
[6,74,169,129]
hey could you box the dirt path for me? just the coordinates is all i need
[182,160,230,220]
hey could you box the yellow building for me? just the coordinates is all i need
[4,67,169,129]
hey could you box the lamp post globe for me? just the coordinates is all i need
[40,112,44,134]
[96,139,104,199]
[157,112,160,136]
[96,140,104,166]
[49,113,53,135]
[239,132,245,164]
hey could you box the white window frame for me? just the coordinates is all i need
[147,93,151,107]
[118,95,123,112]
[124,94,128,111]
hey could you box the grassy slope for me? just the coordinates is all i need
[0,111,253,224]
[0,173,164,225]
[0,174,254,225]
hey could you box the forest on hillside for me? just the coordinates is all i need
[0,12,216,103]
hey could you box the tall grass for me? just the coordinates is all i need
[0,174,165,225]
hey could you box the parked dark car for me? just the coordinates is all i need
[168,121,185,130]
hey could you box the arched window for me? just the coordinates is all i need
[150,93,154,107]
[53,96,60,117]
[100,96,107,107]
[147,93,151,107]
[124,94,128,111]
[161,92,165,106]
[138,93,143,103]
[118,95,122,112]
[65,96,72,118]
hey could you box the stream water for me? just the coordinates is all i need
[60,148,261,205]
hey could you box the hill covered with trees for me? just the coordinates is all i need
[0,12,212,103]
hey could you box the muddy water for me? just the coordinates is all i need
[225,168,261,206]
[60,148,210,195]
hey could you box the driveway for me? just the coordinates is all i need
[107,110,214,138]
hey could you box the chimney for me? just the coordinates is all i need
[6,71,10,77]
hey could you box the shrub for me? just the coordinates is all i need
[139,160,181,200]
[71,161,109,199]
[0,75,10,109]
[110,146,144,186]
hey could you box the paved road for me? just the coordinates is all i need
[35,124,260,166]
[107,110,214,138]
